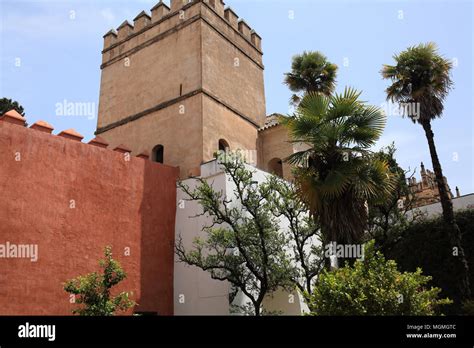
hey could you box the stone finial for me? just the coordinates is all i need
[0,109,26,126]
[58,129,84,142]
[30,120,54,134]
[88,136,109,148]
[420,162,426,174]
[456,186,461,198]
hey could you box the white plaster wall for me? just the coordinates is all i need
[174,160,313,315]
[174,161,230,315]
[409,193,474,218]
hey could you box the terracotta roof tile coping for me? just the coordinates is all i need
[0,109,26,126]
[30,120,54,133]
[88,136,109,148]
[57,129,84,141]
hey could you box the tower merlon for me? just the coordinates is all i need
[238,19,252,41]
[117,20,134,41]
[134,10,152,32]
[171,0,191,12]
[250,30,262,50]
[224,6,238,30]
[151,1,171,23]
[213,0,226,16]
[103,29,118,49]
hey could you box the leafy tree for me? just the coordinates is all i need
[284,51,338,104]
[266,171,325,305]
[176,152,323,315]
[64,246,135,316]
[0,98,25,116]
[307,241,452,315]
[366,144,422,253]
[282,89,396,253]
[381,42,470,299]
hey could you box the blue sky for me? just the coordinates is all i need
[1,0,473,193]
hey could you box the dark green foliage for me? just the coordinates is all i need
[0,98,25,116]
[64,246,135,316]
[382,210,474,314]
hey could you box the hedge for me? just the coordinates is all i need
[384,209,474,314]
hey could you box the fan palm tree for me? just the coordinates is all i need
[381,42,470,299]
[284,51,338,104]
[282,89,396,251]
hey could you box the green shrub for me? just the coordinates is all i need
[307,241,452,315]
[385,209,474,314]
[64,246,135,316]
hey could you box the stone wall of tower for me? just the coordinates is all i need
[96,0,265,178]
[200,4,266,128]
[257,121,295,181]
[202,95,258,164]
[97,94,204,178]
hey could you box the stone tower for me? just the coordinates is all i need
[96,0,266,177]
[408,162,454,208]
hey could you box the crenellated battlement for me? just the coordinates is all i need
[101,0,262,62]
[0,110,156,163]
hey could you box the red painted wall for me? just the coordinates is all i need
[0,119,178,315]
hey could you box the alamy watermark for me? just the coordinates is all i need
[18,322,55,341]
[324,242,365,260]
[381,101,420,120]
[55,99,96,120]
[0,241,38,262]
[216,148,257,167]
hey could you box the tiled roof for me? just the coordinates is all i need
[258,113,284,132]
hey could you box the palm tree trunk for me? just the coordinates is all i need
[421,121,471,299]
